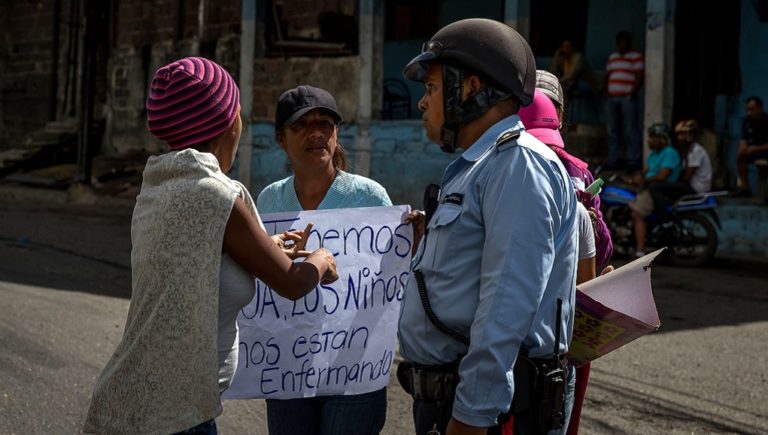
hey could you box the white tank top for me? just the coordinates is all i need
[217,180,262,393]
[217,253,256,392]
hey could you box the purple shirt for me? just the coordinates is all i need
[560,158,613,271]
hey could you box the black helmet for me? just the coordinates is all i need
[403,19,536,153]
[647,123,670,139]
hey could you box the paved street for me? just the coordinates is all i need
[1,187,767,434]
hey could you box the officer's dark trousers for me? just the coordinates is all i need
[649,182,694,218]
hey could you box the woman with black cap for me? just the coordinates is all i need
[257,85,393,435]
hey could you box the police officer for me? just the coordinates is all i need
[396,19,579,435]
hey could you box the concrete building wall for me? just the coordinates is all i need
[250,57,361,122]
[584,0,647,71]
[718,202,768,256]
[105,0,242,155]
[382,0,503,119]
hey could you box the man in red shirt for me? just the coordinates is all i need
[604,31,644,170]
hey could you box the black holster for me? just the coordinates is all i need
[396,360,459,405]
[508,354,568,434]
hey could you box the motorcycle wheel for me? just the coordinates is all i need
[665,213,718,267]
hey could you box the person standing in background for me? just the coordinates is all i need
[604,31,644,170]
[549,39,597,101]
[734,96,768,196]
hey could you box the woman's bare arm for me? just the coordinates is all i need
[223,197,337,300]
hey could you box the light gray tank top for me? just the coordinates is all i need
[217,253,256,392]
[217,180,261,393]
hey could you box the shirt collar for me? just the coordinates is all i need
[460,115,524,162]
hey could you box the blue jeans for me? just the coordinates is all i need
[605,95,642,167]
[560,363,577,435]
[266,388,387,435]
[173,419,217,435]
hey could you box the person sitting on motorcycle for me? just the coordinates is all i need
[641,119,713,229]
[676,119,713,194]
[629,123,682,257]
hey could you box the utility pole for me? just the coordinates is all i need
[354,0,383,177]
[237,0,257,188]
[644,0,676,161]
[75,0,97,185]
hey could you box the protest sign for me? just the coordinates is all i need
[223,205,412,400]
[567,249,663,367]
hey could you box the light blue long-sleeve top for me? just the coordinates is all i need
[398,115,579,427]
[645,145,681,182]
[256,170,392,213]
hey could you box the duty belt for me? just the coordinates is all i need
[396,354,566,410]
[396,361,459,403]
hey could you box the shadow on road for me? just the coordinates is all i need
[0,198,133,299]
[625,254,768,335]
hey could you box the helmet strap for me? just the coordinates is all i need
[440,64,513,154]
[439,64,464,153]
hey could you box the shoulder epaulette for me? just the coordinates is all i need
[495,130,521,150]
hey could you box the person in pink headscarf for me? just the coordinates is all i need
[523,73,613,272]
[518,84,609,435]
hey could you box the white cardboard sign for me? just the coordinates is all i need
[223,205,412,399]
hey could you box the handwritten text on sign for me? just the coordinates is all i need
[223,205,412,399]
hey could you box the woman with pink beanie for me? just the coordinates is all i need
[83,57,338,434]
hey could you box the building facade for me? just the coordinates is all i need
[2,0,767,205]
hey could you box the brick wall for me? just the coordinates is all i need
[0,0,71,148]
[280,0,355,39]
[251,57,360,122]
[114,1,175,47]
[105,0,241,154]
[2,0,366,159]
[114,0,241,48]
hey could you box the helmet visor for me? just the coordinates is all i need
[402,41,444,82]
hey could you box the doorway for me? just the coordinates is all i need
[673,0,741,127]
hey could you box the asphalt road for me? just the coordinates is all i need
[1,186,767,434]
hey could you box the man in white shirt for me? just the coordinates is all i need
[646,120,713,243]
[675,119,713,193]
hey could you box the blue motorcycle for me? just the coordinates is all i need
[601,184,725,267]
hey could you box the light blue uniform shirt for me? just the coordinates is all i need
[398,115,579,427]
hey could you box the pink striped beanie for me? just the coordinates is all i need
[146,57,240,150]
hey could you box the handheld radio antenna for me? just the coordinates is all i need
[553,298,563,358]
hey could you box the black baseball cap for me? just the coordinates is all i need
[275,85,342,129]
